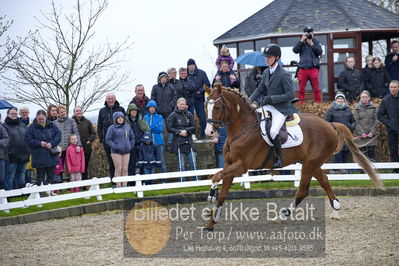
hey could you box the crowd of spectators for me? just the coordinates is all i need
[0,37,398,192]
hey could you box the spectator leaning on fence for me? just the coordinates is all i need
[337,56,363,103]
[0,114,10,190]
[377,80,399,164]
[324,92,356,165]
[352,90,379,161]
[73,106,96,181]
[3,107,30,190]
[105,111,135,187]
[166,97,198,182]
[25,110,61,186]
[97,93,126,178]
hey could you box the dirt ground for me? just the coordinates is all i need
[1,196,398,265]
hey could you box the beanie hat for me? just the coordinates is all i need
[157,71,169,81]
[335,92,346,100]
[187,58,196,66]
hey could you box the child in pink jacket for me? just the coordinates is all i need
[66,134,85,192]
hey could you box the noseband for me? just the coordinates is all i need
[206,95,228,128]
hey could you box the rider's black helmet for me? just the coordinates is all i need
[263,44,281,58]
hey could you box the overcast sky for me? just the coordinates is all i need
[0,0,272,120]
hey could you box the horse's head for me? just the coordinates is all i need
[205,83,252,137]
[205,83,225,137]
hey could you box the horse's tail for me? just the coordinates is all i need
[331,122,383,188]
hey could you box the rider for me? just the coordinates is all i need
[249,44,296,168]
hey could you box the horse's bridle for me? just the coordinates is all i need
[206,93,257,129]
[206,95,228,128]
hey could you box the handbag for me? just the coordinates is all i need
[49,146,60,156]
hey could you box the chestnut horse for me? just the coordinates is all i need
[204,84,382,230]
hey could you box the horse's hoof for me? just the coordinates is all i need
[204,226,214,232]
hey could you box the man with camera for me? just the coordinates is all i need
[293,27,323,104]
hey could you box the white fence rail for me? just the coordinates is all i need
[1,163,398,213]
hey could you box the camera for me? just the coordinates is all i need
[303,26,313,40]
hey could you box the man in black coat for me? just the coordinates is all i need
[151,71,177,149]
[250,44,296,168]
[385,40,399,81]
[377,80,399,163]
[97,93,126,178]
[179,67,196,115]
[187,58,210,139]
[337,56,363,103]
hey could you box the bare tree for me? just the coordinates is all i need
[1,0,132,113]
[0,16,25,74]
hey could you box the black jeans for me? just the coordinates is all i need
[103,143,115,178]
[36,166,56,185]
[387,129,399,162]
[128,145,139,176]
[82,150,92,180]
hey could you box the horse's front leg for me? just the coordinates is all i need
[205,161,245,231]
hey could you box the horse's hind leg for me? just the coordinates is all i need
[313,167,341,220]
[278,163,314,220]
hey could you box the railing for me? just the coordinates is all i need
[1,163,398,213]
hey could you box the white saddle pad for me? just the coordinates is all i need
[257,107,304,149]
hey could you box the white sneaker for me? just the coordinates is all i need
[192,135,197,141]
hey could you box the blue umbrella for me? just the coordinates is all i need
[0,99,15,110]
[235,51,267,66]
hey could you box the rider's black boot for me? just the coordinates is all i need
[272,135,283,168]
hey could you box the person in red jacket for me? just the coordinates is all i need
[66,134,85,192]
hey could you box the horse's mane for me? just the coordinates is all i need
[221,86,251,108]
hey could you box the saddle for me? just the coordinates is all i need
[264,112,298,144]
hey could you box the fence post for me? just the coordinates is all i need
[27,186,42,208]
[242,172,251,189]
[136,174,144,198]
[0,190,10,213]
[85,178,102,201]
[294,163,301,187]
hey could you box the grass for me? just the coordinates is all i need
[1,179,398,218]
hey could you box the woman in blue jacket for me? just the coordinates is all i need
[25,110,61,186]
[144,100,167,173]
[105,111,134,187]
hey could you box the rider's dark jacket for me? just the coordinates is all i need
[249,65,296,116]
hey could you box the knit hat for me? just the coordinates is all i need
[141,132,152,143]
[157,71,169,81]
[187,58,196,66]
[335,92,346,100]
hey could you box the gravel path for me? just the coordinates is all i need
[1,196,398,265]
